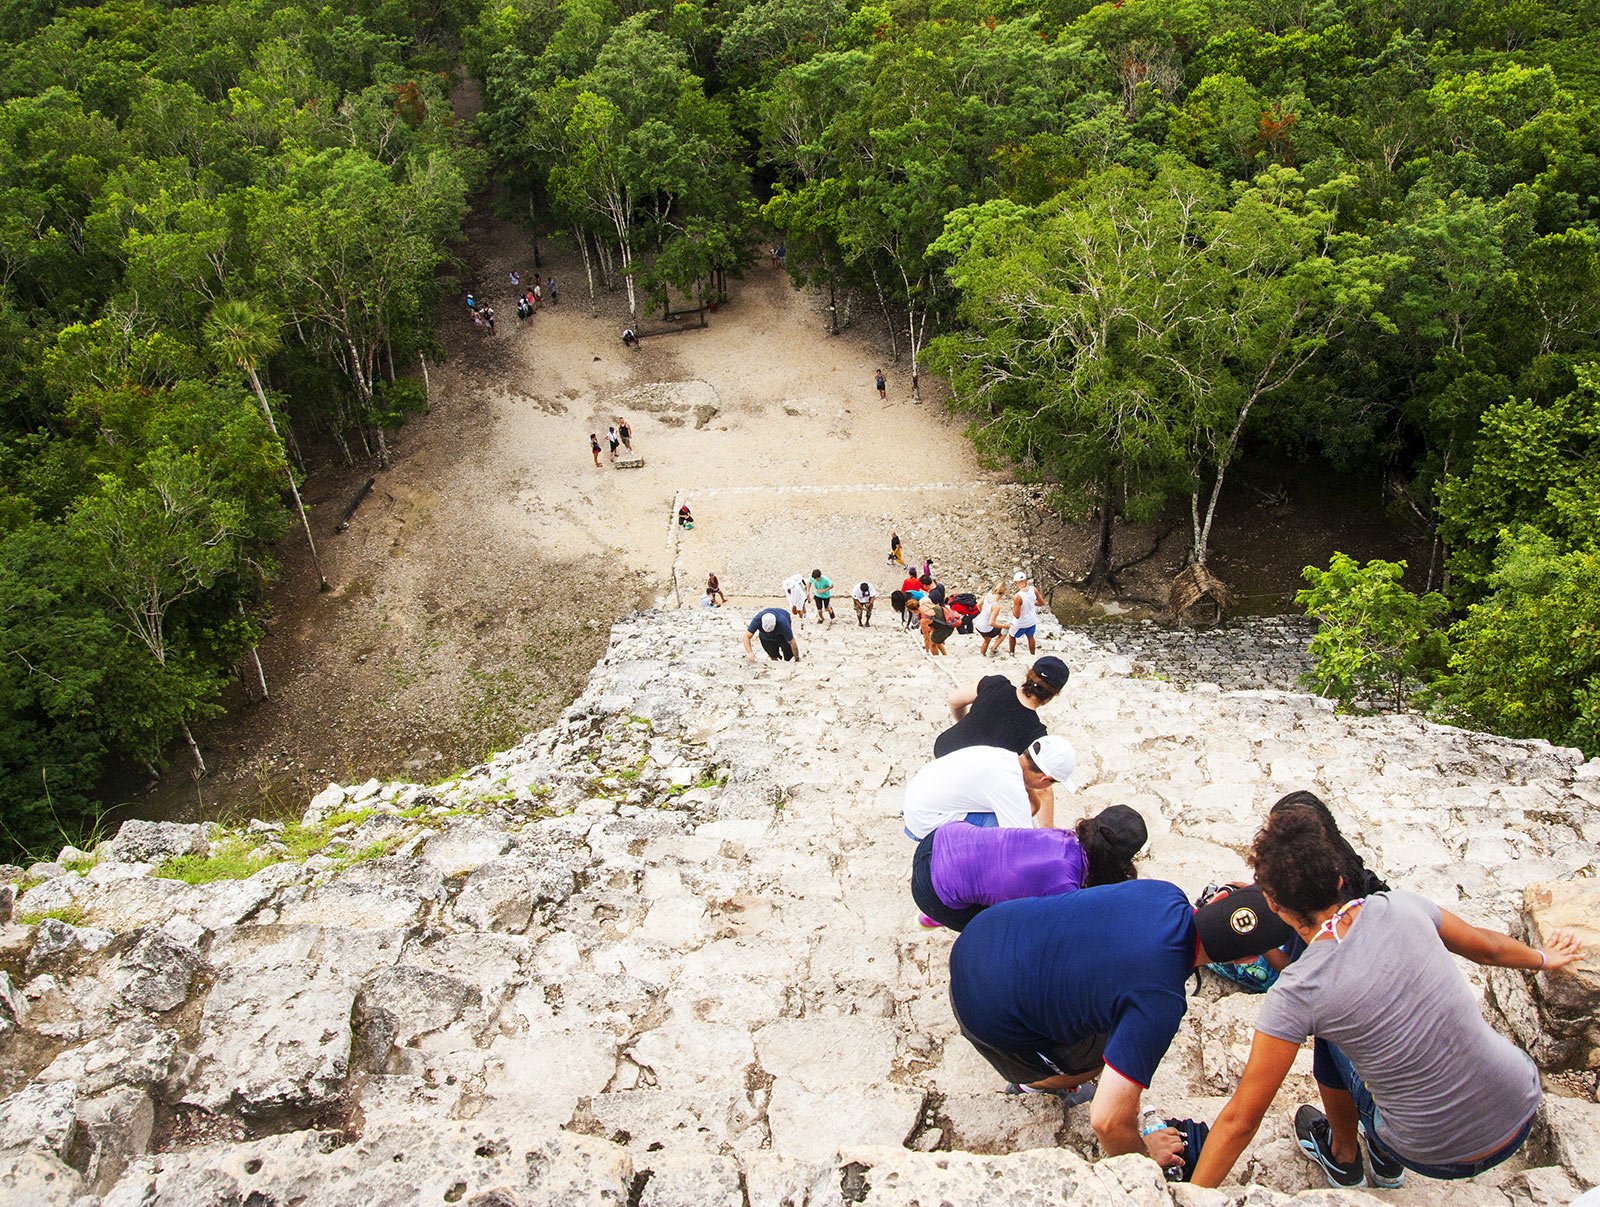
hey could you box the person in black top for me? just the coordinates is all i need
[934,656,1069,757]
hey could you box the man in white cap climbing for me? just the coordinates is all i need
[902,735,1077,840]
[742,607,801,662]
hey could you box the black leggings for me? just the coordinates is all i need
[910,832,984,931]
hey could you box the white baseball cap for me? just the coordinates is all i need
[760,613,777,633]
[1026,735,1076,787]
[1013,570,1028,582]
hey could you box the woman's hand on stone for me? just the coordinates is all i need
[1541,928,1583,971]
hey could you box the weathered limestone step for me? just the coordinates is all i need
[2,605,1597,1205]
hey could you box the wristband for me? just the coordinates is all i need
[1537,949,1547,970]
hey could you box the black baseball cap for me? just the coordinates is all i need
[1088,805,1147,861]
[1194,884,1294,962]
[1031,656,1070,691]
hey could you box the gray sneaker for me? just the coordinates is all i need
[1359,1122,1405,1189]
[1295,1105,1365,1188]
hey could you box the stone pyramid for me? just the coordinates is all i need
[3,605,1598,1204]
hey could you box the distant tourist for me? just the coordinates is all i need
[1010,570,1042,655]
[888,530,902,565]
[706,573,727,607]
[851,581,877,626]
[809,569,834,624]
[606,427,620,461]
[547,277,558,304]
[622,327,639,351]
[974,579,1012,657]
[617,417,633,451]
[782,573,810,621]
[589,433,602,468]
[875,368,887,400]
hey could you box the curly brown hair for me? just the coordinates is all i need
[1249,804,1344,923]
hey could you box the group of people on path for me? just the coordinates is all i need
[741,568,886,660]
[468,271,558,334]
[895,650,1584,1188]
[889,539,1044,658]
[589,418,634,467]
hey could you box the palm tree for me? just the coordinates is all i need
[204,300,329,591]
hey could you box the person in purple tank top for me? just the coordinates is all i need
[911,805,1148,931]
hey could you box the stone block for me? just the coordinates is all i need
[183,958,358,1120]
[1521,880,1600,1070]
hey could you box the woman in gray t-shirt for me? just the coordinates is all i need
[1192,804,1582,1189]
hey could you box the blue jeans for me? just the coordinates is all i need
[1314,1041,1534,1180]
[903,811,998,841]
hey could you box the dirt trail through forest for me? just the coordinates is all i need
[127,218,1008,825]
[124,207,1425,827]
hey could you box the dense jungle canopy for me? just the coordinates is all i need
[1,0,1597,856]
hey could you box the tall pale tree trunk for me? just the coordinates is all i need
[246,367,328,591]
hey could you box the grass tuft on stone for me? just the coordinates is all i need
[18,903,88,927]
[155,836,274,884]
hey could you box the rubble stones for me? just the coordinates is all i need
[98,822,207,867]
[112,930,201,1013]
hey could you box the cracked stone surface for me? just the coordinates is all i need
[1,606,1596,1204]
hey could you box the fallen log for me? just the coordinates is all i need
[335,476,376,532]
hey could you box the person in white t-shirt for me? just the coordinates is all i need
[1009,570,1043,655]
[902,736,1076,840]
[851,581,877,626]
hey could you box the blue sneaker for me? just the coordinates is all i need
[1360,1122,1405,1189]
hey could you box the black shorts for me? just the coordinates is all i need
[759,635,794,660]
[952,999,1107,1084]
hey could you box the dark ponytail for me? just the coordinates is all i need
[1076,817,1138,887]
[1249,805,1343,923]
[1269,790,1387,899]
[1020,671,1061,703]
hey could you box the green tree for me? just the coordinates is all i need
[67,448,248,775]
[1430,531,1600,754]
[1437,365,1600,590]
[1296,554,1450,711]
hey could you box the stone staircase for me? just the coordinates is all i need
[2,605,1598,1204]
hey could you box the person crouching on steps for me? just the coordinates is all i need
[911,804,1147,931]
[1190,803,1583,1190]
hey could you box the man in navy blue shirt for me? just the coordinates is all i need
[742,607,800,662]
[948,880,1291,1174]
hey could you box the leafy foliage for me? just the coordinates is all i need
[0,0,479,856]
[1296,555,1450,712]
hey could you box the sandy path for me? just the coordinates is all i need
[460,250,1020,604]
[129,220,1020,824]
